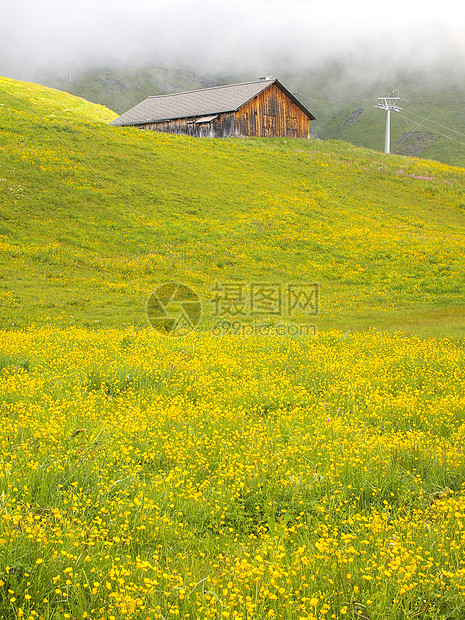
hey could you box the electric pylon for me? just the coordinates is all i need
[375,89,402,154]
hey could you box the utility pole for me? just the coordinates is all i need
[65,61,76,83]
[374,89,402,154]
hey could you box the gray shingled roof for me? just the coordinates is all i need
[110,79,314,126]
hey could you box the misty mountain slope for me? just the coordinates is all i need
[1,76,465,336]
[303,83,465,168]
[47,66,222,114]
[47,64,465,168]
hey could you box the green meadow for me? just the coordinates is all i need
[1,77,465,620]
[0,77,464,337]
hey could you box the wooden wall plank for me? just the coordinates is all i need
[236,84,310,138]
[140,112,236,138]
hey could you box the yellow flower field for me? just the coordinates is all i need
[1,328,465,619]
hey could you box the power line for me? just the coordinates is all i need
[401,106,465,139]
[397,111,465,149]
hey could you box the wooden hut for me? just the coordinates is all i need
[110,78,315,138]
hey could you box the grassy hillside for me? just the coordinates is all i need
[2,78,465,620]
[46,64,465,167]
[1,76,465,337]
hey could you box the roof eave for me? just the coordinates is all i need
[110,111,236,127]
[231,79,277,112]
[273,80,316,120]
[230,79,315,121]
